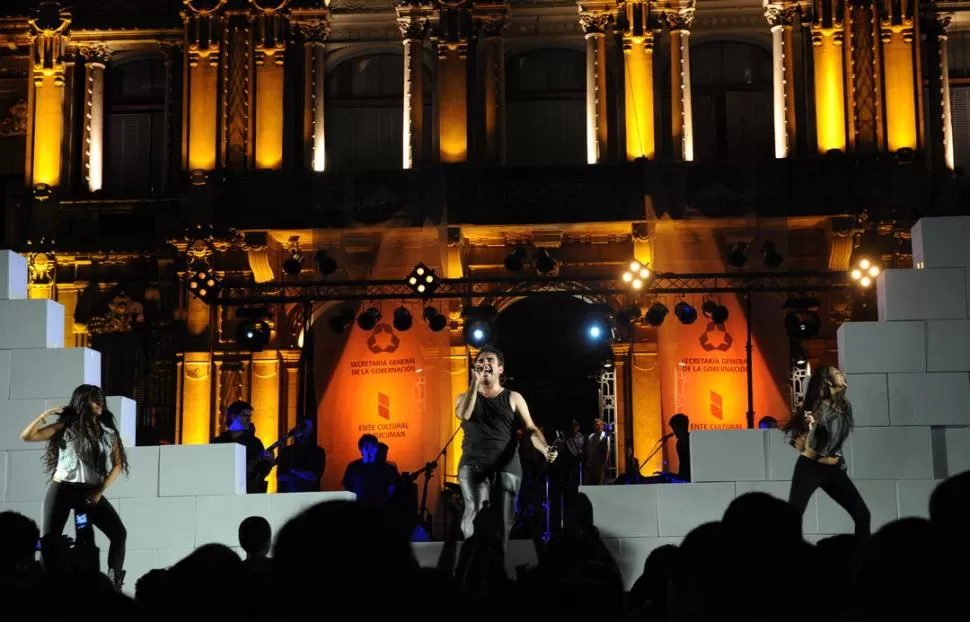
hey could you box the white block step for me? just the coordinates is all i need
[4,449,48,502]
[106,446,159,498]
[120,496,197,550]
[735,480,819,534]
[766,428,798,480]
[656,482,736,537]
[7,348,101,400]
[616,537,680,590]
[816,479,897,534]
[158,444,246,497]
[876,268,968,321]
[0,399,47,451]
[0,501,43,527]
[849,426,934,480]
[896,479,941,520]
[106,396,136,448]
[0,251,27,300]
[927,320,970,371]
[689,430,767,482]
[911,216,970,269]
[888,373,970,426]
[845,374,890,426]
[0,299,64,350]
[837,321,925,374]
[581,484,660,537]
[267,491,355,538]
[196,494,272,548]
[935,426,970,477]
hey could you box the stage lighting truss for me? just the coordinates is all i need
[849,257,881,288]
[214,271,853,306]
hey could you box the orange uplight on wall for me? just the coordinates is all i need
[438,45,468,163]
[882,26,918,152]
[813,28,847,153]
[187,55,219,172]
[179,352,213,445]
[254,51,285,170]
[31,74,65,189]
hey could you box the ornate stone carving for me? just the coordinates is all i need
[27,2,72,87]
[474,1,510,38]
[397,1,435,39]
[78,44,111,66]
[87,291,146,335]
[251,0,288,66]
[0,99,27,137]
[182,0,227,68]
[27,252,55,286]
[764,3,798,28]
[294,20,331,44]
[664,7,695,32]
[579,11,613,36]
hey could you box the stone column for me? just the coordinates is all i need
[621,1,656,160]
[436,1,472,163]
[397,2,433,169]
[473,2,510,165]
[79,45,110,192]
[250,350,281,492]
[937,13,955,170]
[811,0,847,153]
[579,3,615,164]
[25,2,72,192]
[765,3,798,158]
[251,2,288,170]
[294,14,330,172]
[181,1,226,176]
[630,341,663,474]
[879,0,919,152]
[665,6,695,161]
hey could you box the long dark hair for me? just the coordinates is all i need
[783,364,853,438]
[43,384,130,478]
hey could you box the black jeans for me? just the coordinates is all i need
[43,481,127,573]
[788,455,871,538]
[458,465,522,553]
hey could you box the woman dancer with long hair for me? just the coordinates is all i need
[784,364,870,538]
[20,384,130,586]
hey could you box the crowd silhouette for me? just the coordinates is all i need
[2,469,968,621]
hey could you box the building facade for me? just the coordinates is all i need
[0,0,967,500]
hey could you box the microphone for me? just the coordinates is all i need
[661,432,675,441]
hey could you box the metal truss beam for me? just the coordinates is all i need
[213,271,852,306]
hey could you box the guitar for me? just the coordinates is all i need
[248,419,313,488]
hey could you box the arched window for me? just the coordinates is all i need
[663,40,773,161]
[325,54,433,171]
[506,48,586,166]
[104,58,166,196]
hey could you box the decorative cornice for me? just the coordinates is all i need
[664,7,695,31]
[78,43,111,65]
[472,1,511,38]
[396,1,435,40]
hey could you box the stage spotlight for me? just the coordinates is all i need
[314,249,337,276]
[761,241,784,270]
[535,249,557,274]
[785,310,821,340]
[674,301,698,325]
[357,307,382,331]
[393,306,413,331]
[423,307,447,332]
[622,260,652,290]
[283,251,304,276]
[188,269,221,304]
[583,306,615,344]
[328,307,355,334]
[645,302,668,326]
[504,247,527,272]
[615,304,642,328]
[701,300,718,318]
[711,304,729,325]
[726,242,749,269]
[235,307,272,352]
[849,257,880,288]
[462,305,497,346]
[791,341,808,367]
[407,263,440,297]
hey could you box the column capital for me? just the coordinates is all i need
[293,19,331,44]
[27,2,72,87]
[434,0,472,56]
[619,0,659,42]
[936,12,953,32]
[472,1,511,38]
[810,0,844,32]
[578,1,616,36]
[397,1,435,40]
[664,7,695,32]
[78,43,112,66]
[763,2,798,29]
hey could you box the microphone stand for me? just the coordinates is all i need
[638,435,671,476]
[418,423,463,540]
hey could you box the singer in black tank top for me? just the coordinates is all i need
[459,389,522,478]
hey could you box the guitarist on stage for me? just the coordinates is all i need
[212,400,274,493]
